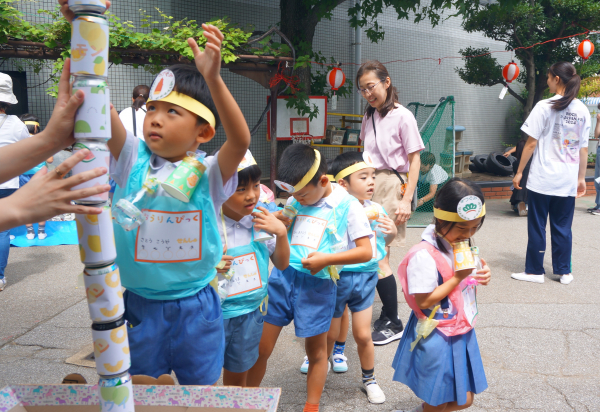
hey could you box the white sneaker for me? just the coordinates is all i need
[300,356,309,374]
[364,380,386,404]
[300,356,330,374]
[37,231,47,240]
[26,233,35,240]
[560,274,573,285]
[511,272,544,283]
[331,353,348,373]
[0,278,6,291]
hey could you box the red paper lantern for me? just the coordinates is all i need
[577,39,595,60]
[502,62,520,83]
[327,68,346,91]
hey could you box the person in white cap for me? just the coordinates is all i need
[0,72,30,291]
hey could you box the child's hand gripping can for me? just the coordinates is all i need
[71,140,110,204]
[453,241,476,272]
[84,264,124,323]
[98,372,134,412]
[253,209,275,242]
[68,0,108,14]
[72,76,111,140]
[76,204,117,267]
[91,317,131,377]
[161,152,207,203]
[281,205,297,231]
[71,14,109,78]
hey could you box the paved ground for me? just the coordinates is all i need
[1,197,599,411]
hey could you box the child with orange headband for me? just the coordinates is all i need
[247,144,373,412]
[392,178,491,412]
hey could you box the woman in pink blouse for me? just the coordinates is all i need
[357,60,424,345]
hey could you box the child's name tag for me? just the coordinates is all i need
[227,252,262,297]
[291,215,328,250]
[462,283,478,325]
[135,209,201,262]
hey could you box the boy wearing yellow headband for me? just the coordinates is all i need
[215,149,289,387]
[247,144,373,412]
[107,26,251,385]
[391,178,491,412]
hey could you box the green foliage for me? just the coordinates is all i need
[589,152,596,164]
[457,0,600,108]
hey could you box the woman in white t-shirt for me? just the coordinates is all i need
[511,62,590,286]
[416,151,449,211]
[118,85,149,140]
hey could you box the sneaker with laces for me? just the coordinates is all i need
[331,352,348,373]
[511,272,544,283]
[592,209,600,216]
[26,227,35,240]
[37,227,47,240]
[299,356,331,374]
[0,278,6,291]
[560,274,574,285]
[372,318,404,346]
[587,206,600,213]
[363,379,386,404]
[517,202,527,217]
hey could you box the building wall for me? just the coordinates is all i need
[5,0,522,175]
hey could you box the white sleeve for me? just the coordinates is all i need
[407,250,440,295]
[118,109,134,135]
[426,166,448,185]
[204,152,238,217]
[521,101,548,140]
[16,121,30,141]
[346,201,373,242]
[110,130,139,188]
[266,234,277,256]
[581,109,591,148]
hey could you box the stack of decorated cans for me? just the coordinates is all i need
[68,1,135,410]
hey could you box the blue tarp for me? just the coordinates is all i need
[9,221,78,247]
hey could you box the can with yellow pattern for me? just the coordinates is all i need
[91,317,131,377]
[76,204,117,267]
[453,240,476,272]
[84,264,124,323]
[68,0,107,14]
[71,14,109,77]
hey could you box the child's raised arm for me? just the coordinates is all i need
[187,25,250,184]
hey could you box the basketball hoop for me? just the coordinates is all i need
[291,133,312,145]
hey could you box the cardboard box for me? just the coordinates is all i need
[0,385,280,411]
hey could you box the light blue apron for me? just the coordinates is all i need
[287,190,355,280]
[113,140,223,300]
[342,202,387,273]
[218,210,270,319]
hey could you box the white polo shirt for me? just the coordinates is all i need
[0,114,30,189]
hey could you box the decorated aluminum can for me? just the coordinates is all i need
[84,264,124,323]
[71,14,109,77]
[72,76,111,140]
[253,209,274,242]
[453,240,476,272]
[72,140,110,204]
[68,0,107,14]
[92,318,131,377]
[281,205,297,220]
[76,204,117,267]
[99,372,134,412]
[161,156,207,202]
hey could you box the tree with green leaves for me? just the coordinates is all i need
[455,0,600,120]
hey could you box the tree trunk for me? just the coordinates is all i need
[280,0,320,94]
[523,49,536,120]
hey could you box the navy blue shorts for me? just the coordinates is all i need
[123,286,224,385]
[263,266,336,338]
[334,271,378,317]
[223,307,264,373]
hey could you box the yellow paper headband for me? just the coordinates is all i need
[24,121,40,127]
[275,150,322,193]
[326,174,335,182]
[333,152,376,181]
[149,91,216,128]
[434,204,486,222]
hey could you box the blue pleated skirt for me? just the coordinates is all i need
[392,311,488,406]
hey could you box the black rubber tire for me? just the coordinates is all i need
[485,152,514,176]
[469,163,478,172]
[472,155,488,173]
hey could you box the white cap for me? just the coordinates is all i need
[0,73,18,105]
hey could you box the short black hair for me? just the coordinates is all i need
[19,113,41,135]
[421,151,436,167]
[0,102,10,111]
[330,151,364,182]
[238,165,262,187]
[278,144,327,187]
[161,64,221,130]
[433,178,485,253]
